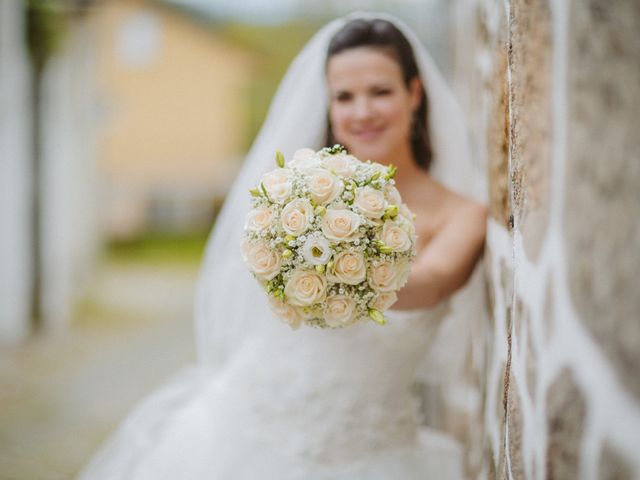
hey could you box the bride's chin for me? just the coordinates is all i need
[352,146,391,164]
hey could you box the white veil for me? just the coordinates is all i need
[194,12,485,380]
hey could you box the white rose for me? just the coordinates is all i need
[379,220,412,252]
[268,296,302,329]
[301,236,332,265]
[369,162,388,176]
[369,259,411,292]
[261,169,293,204]
[354,186,386,220]
[305,168,343,205]
[372,291,398,311]
[241,240,282,281]
[398,202,415,221]
[321,208,361,242]
[384,185,402,205]
[287,148,322,170]
[324,295,357,327]
[323,153,359,177]
[245,206,275,232]
[284,269,327,307]
[288,148,321,169]
[327,250,366,285]
[281,198,314,236]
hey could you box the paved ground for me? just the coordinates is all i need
[0,261,198,480]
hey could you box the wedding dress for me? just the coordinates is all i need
[80,306,466,479]
[78,12,485,480]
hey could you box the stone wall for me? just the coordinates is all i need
[451,0,640,478]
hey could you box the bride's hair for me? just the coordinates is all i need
[324,18,433,170]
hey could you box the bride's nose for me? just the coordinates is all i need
[352,96,374,121]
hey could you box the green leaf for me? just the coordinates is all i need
[260,182,270,201]
[368,308,386,325]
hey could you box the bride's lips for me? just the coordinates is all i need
[352,126,385,141]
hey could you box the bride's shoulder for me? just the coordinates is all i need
[420,175,486,218]
[422,176,487,239]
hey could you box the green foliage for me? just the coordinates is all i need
[25,0,67,70]
[106,232,209,265]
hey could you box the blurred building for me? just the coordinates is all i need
[91,0,253,238]
[0,0,254,341]
[0,1,32,342]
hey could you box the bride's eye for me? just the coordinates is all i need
[371,87,392,96]
[334,91,353,102]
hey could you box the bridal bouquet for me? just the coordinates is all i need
[242,145,417,329]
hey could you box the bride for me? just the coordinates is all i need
[78,12,486,480]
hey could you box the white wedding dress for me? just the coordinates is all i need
[79,304,465,480]
[78,12,485,480]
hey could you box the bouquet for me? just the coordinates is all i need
[241,145,417,329]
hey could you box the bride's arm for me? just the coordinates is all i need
[393,202,488,310]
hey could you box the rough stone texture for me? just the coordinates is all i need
[485,9,511,228]
[598,443,633,480]
[453,0,640,478]
[546,369,586,480]
[507,386,525,479]
[492,360,508,478]
[508,0,553,260]
[564,0,640,400]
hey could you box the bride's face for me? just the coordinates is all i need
[326,47,421,164]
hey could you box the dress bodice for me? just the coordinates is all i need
[213,301,451,467]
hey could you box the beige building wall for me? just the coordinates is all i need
[91,0,253,236]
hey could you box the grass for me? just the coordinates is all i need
[105,231,209,266]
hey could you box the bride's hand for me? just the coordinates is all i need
[393,201,487,310]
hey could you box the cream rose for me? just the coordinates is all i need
[379,220,412,252]
[354,186,386,220]
[261,169,293,204]
[284,269,327,307]
[268,296,302,329]
[289,148,321,169]
[398,202,416,223]
[384,185,402,205]
[301,236,332,265]
[241,240,282,281]
[369,259,411,292]
[323,153,359,177]
[281,198,313,236]
[321,208,361,242]
[327,250,366,285]
[305,168,343,205]
[245,206,275,232]
[324,295,357,327]
[372,291,398,311]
